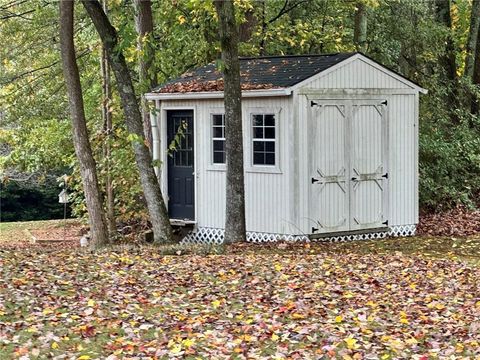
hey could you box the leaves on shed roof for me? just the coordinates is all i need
[153,53,356,93]
[157,79,277,93]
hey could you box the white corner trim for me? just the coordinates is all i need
[145,88,292,101]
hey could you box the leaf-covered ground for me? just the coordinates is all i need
[1,243,480,359]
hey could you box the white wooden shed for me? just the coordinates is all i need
[145,53,427,244]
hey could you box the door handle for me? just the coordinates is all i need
[351,177,358,181]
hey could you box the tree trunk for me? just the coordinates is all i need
[82,0,173,244]
[214,0,246,244]
[133,0,155,151]
[100,0,116,235]
[434,0,457,81]
[353,1,367,52]
[464,0,480,79]
[472,23,480,115]
[59,0,109,248]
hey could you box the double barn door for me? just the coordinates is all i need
[309,99,388,234]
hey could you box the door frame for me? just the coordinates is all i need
[160,106,198,222]
[307,96,389,234]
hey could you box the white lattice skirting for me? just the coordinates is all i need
[181,224,417,245]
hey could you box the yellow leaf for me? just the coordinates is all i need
[335,315,343,323]
[212,299,221,309]
[51,342,59,349]
[406,337,418,345]
[344,337,358,349]
[274,263,282,271]
[400,318,409,324]
[178,15,186,25]
[43,308,54,315]
[27,326,38,333]
[77,356,91,360]
[87,299,95,307]
[271,333,279,341]
[170,344,182,354]
[243,334,253,342]
[182,338,195,348]
[291,312,305,319]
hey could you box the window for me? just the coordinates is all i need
[252,114,276,166]
[211,114,225,164]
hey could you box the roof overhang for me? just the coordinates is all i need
[145,88,292,101]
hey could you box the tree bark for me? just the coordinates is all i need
[434,0,457,81]
[133,0,155,151]
[472,22,480,115]
[353,1,367,53]
[214,0,246,244]
[59,0,109,248]
[464,0,480,79]
[82,0,173,244]
[100,0,116,235]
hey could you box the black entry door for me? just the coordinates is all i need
[167,110,194,220]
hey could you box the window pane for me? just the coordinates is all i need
[213,140,224,151]
[265,127,275,139]
[213,151,225,164]
[213,114,224,126]
[264,114,275,126]
[253,127,264,139]
[253,141,265,152]
[265,152,275,165]
[253,152,264,165]
[253,114,263,126]
[213,126,223,138]
[265,141,275,152]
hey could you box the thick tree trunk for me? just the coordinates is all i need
[353,1,367,52]
[214,0,246,244]
[133,0,155,151]
[59,0,109,248]
[434,0,457,81]
[82,0,173,244]
[464,0,480,79]
[101,0,116,235]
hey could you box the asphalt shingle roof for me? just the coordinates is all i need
[153,53,357,93]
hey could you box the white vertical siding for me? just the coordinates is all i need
[304,58,411,90]
[157,96,295,235]
[388,94,416,226]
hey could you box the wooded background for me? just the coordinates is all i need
[1,0,479,223]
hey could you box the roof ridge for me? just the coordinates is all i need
[239,53,357,60]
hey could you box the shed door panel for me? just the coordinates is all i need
[309,104,349,233]
[350,103,387,230]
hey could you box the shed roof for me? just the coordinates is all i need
[153,53,356,93]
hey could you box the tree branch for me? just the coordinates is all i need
[268,0,308,24]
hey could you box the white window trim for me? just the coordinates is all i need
[207,109,227,171]
[246,107,282,174]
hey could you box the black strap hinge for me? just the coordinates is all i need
[382,173,388,179]
[311,177,319,184]
[312,227,318,233]
[381,100,387,105]
[311,101,318,107]
[382,220,389,226]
